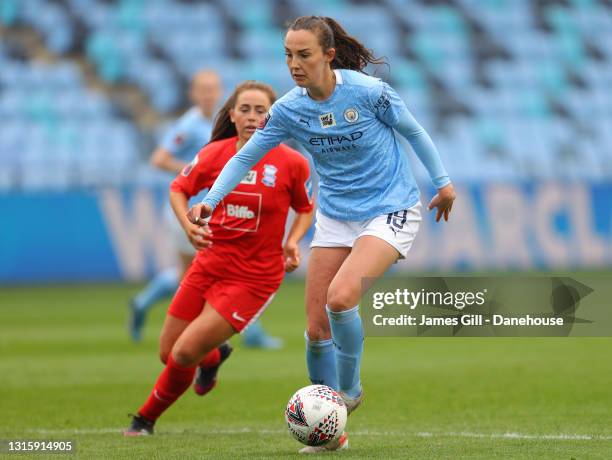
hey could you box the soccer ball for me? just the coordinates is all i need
[284,384,347,446]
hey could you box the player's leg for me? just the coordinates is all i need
[126,303,235,435]
[158,314,190,364]
[128,216,195,343]
[242,318,284,349]
[129,267,180,342]
[327,205,421,408]
[327,236,400,404]
[158,309,232,392]
[304,247,351,390]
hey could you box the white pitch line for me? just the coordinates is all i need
[22,428,612,441]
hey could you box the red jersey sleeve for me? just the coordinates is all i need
[288,151,314,213]
[170,147,214,198]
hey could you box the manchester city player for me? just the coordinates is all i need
[187,16,456,453]
[129,70,282,350]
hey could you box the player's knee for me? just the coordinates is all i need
[327,285,359,312]
[171,345,199,367]
[159,350,169,365]
[306,324,331,341]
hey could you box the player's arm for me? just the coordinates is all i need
[284,209,314,273]
[188,104,288,224]
[150,146,188,174]
[169,189,212,250]
[170,152,213,249]
[394,110,456,222]
[284,154,315,272]
[369,81,455,221]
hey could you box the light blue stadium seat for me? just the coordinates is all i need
[19,1,74,54]
[124,59,180,113]
[411,32,446,72]
[237,29,285,59]
[289,0,347,17]
[0,0,18,25]
[392,60,428,91]
[86,32,125,82]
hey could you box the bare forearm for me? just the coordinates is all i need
[169,190,191,230]
[151,147,187,174]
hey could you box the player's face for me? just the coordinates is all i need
[229,89,271,142]
[284,29,334,88]
[190,72,222,115]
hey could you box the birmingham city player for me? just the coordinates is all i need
[129,70,281,349]
[125,81,314,435]
[188,16,456,452]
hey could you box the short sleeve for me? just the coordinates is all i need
[289,153,314,213]
[250,102,289,152]
[160,121,191,156]
[170,148,214,198]
[367,80,408,128]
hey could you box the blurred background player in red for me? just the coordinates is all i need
[129,70,283,349]
[124,81,314,435]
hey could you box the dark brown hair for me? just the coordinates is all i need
[209,81,277,143]
[287,16,385,73]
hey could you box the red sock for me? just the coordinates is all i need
[199,348,221,368]
[138,354,196,421]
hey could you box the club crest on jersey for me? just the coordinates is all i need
[319,112,336,129]
[262,164,278,187]
[344,107,359,123]
[181,155,199,176]
[240,170,257,185]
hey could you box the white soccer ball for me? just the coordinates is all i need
[284,384,348,446]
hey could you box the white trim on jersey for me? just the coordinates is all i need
[301,69,344,95]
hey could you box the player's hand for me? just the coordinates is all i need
[184,221,213,251]
[284,240,301,272]
[428,183,456,222]
[187,203,212,226]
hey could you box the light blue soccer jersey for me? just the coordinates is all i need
[160,107,213,208]
[160,106,213,163]
[202,69,449,221]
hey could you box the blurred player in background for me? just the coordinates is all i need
[188,16,456,453]
[125,81,314,435]
[129,69,282,349]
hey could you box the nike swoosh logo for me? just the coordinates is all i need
[153,389,169,402]
[232,312,246,322]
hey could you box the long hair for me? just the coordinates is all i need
[287,16,385,73]
[209,81,277,143]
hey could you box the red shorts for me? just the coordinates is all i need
[167,261,280,332]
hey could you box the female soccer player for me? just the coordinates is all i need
[124,81,314,435]
[188,16,456,452]
[129,70,282,350]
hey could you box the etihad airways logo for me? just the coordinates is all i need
[309,131,363,146]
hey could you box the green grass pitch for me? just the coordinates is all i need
[0,280,611,459]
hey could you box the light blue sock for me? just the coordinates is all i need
[133,267,179,312]
[242,320,283,349]
[305,332,338,390]
[327,304,363,398]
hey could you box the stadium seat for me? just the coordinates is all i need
[1,0,611,188]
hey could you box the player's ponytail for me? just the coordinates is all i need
[209,81,277,143]
[287,16,385,73]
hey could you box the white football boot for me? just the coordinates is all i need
[339,389,364,416]
[298,431,349,454]
[298,390,363,453]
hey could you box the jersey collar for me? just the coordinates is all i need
[301,69,343,95]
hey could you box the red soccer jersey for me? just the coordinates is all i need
[171,136,313,284]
